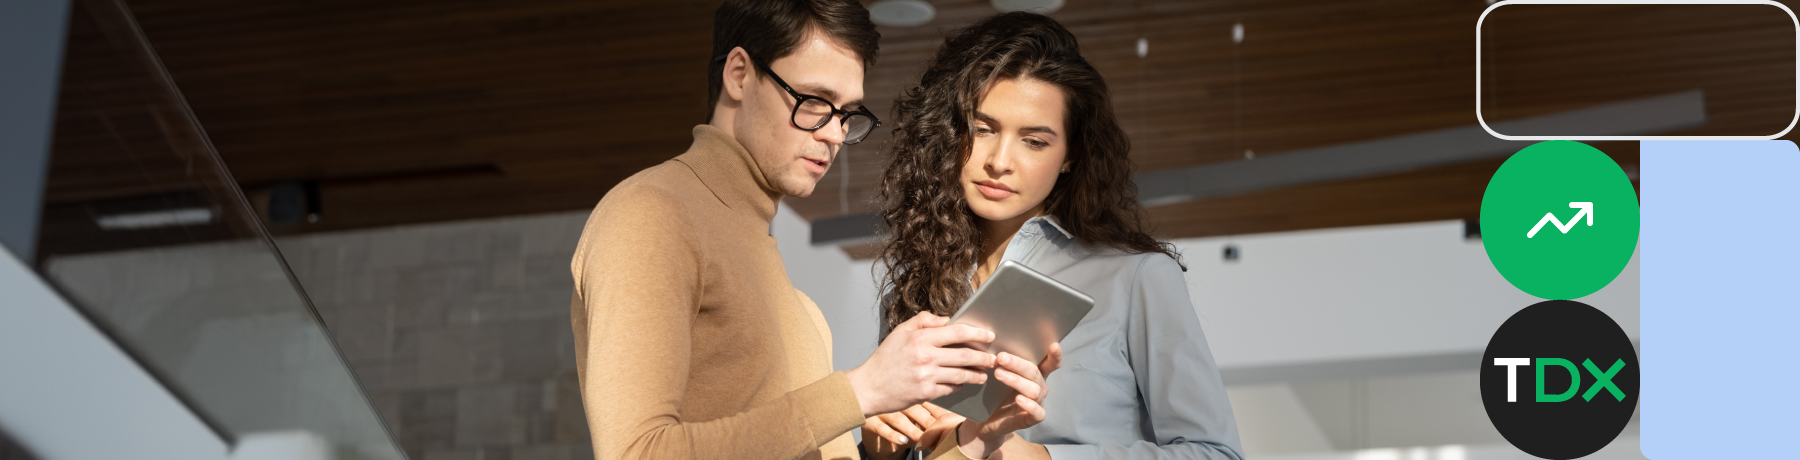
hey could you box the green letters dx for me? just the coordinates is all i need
[1494,357,1626,402]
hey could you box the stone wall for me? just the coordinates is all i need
[276,211,593,460]
[272,199,894,460]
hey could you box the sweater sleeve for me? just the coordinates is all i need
[570,187,865,460]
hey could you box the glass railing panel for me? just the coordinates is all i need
[31,1,406,459]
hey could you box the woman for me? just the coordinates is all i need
[861,12,1244,460]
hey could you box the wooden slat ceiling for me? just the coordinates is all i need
[46,0,1796,253]
[809,1,1792,247]
[40,0,283,258]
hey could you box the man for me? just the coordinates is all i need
[569,1,999,460]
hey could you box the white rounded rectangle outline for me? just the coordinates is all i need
[1477,0,1800,140]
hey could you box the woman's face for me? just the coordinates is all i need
[960,77,1070,223]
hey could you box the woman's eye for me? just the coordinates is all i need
[1025,138,1048,148]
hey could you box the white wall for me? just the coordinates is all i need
[1174,220,1637,370]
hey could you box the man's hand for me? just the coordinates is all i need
[847,313,997,417]
[956,343,1061,459]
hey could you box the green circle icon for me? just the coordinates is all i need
[1481,141,1639,300]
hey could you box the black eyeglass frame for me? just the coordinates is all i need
[714,54,881,145]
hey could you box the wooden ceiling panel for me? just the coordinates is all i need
[798,0,1501,222]
[801,0,1792,247]
[44,0,1797,245]
[119,0,720,230]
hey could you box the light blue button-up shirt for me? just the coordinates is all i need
[985,216,1244,460]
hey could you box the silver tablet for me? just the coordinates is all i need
[932,260,1094,421]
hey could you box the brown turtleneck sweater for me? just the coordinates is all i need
[569,125,864,460]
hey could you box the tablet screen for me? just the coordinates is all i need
[932,260,1094,421]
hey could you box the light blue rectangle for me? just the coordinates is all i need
[1641,140,1800,459]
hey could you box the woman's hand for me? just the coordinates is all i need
[861,424,910,460]
[956,343,1062,459]
[861,403,948,459]
[915,403,964,452]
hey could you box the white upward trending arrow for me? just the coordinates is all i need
[1527,202,1594,238]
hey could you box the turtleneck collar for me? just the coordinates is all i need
[674,124,785,224]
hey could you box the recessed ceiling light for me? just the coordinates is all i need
[1136,38,1148,58]
[870,0,935,27]
[992,0,1064,14]
[1233,23,1245,44]
[95,207,215,230]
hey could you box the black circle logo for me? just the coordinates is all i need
[1480,300,1638,459]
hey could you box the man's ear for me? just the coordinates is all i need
[720,47,755,105]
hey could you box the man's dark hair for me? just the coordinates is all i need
[706,0,880,122]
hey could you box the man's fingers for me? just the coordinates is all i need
[891,317,917,334]
[922,402,951,418]
[920,324,996,347]
[931,383,963,400]
[932,347,996,369]
[910,312,948,328]
[891,312,946,336]
[934,366,988,386]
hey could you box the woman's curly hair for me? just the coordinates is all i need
[877,12,1183,333]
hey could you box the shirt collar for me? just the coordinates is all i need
[1029,214,1074,240]
[968,214,1074,287]
[673,124,783,224]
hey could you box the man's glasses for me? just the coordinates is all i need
[715,54,881,145]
